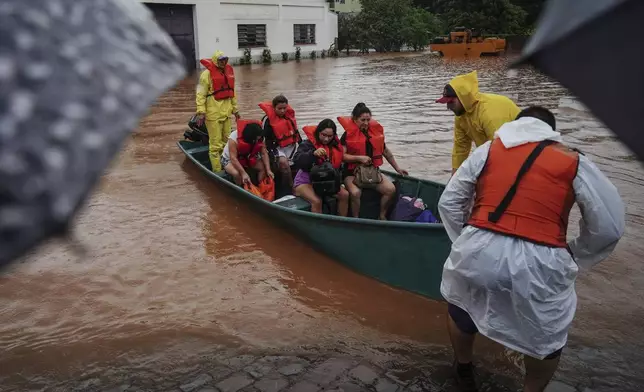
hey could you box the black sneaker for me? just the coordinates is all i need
[453,360,478,392]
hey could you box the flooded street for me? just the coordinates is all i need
[1,53,643,391]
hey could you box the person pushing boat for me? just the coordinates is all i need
[438,106,625,392]
[436,70,519,175]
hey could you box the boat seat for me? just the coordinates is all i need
[273,194,338,214]
[187,145,210,167]
[273,196,311,211]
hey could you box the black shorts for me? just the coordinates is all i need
[341,167,353,180]
[448,303,479,335]
[447,303,563,360]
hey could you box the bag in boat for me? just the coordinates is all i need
[259,177,275,202]
[183,114,209,144]
[391,196,425,222]
[415,209,439,224]
[352,164,382,189]
[311,161,341,196]
[243,182,264,199]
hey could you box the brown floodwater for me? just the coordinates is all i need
[1,53,643,391]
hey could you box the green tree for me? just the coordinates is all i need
[402,9,443,51]
[337,13,356,53]
[357,0,411,52]
[439,0,527,34]
[337,0,442,53]
[510,0,546,28]
[412,0,542,34]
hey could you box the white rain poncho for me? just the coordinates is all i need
[438,117,626,359]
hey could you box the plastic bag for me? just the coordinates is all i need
[243,182,264,199]
[259,177,275,202]
[416,209,439,223]
[391,196,424,222]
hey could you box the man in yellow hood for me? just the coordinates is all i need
[436,70,520,174]
[195,50,240,171]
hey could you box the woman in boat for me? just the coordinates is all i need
[338,103,408,220]
[221,120,274,186]
[292,119,349,216]
[259,95,301,190]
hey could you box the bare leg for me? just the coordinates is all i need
[336,187,349,217]
[294,184,322,213]
[524,354,561,392]
[253,160,266,183]
[224,163,242,186]
[278,157,292,189]
[344,176,361,218]
[375,176,396,220]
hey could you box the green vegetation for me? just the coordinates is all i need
[281,52,289,61]
[338,0,442,53]
[413,0,536,34]
[239,48,252,65]
[295,46,302,61]
[262,48,272,64]
[338,0,545,53]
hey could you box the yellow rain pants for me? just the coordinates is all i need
[195,50,238,172]
[449,71,520,171]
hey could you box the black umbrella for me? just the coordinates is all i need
[0,0,186,269]
[513,0,644,161]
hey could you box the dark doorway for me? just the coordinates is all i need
[144,3,197,72]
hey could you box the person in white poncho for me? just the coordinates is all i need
[438,106,625,392]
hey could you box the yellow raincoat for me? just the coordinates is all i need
[196,50,239,171]
[450,71,520,171]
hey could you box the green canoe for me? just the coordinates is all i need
[177,140,452,301]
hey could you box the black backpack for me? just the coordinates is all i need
[310,160,341,196]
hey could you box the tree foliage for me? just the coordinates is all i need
[412,0,545,34]
[337,0,544,53]
[338,0,443,53]
[431,0,527,34]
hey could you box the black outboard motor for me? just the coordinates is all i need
[183,114,209,144]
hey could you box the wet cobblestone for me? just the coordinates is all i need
[55,352,586,392]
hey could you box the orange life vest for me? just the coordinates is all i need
[258,101,299,148]
[302,125,344,170]
[236,119,264,168]
[467,138,579,248]
[200,59,235,100]
[337,116,385,171]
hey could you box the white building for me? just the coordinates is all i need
[141,0,338,69]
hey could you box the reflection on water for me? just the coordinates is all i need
[1,53,643,391]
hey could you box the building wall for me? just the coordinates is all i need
[330,0,361,14]
[141,0,338,65]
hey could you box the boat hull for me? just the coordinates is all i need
[177,140,452,301]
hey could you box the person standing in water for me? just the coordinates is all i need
[436,70,520,175]
[438,106,625,392]
[260,95,301,189]
[338,103,407,220]
[195,50,240,172]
